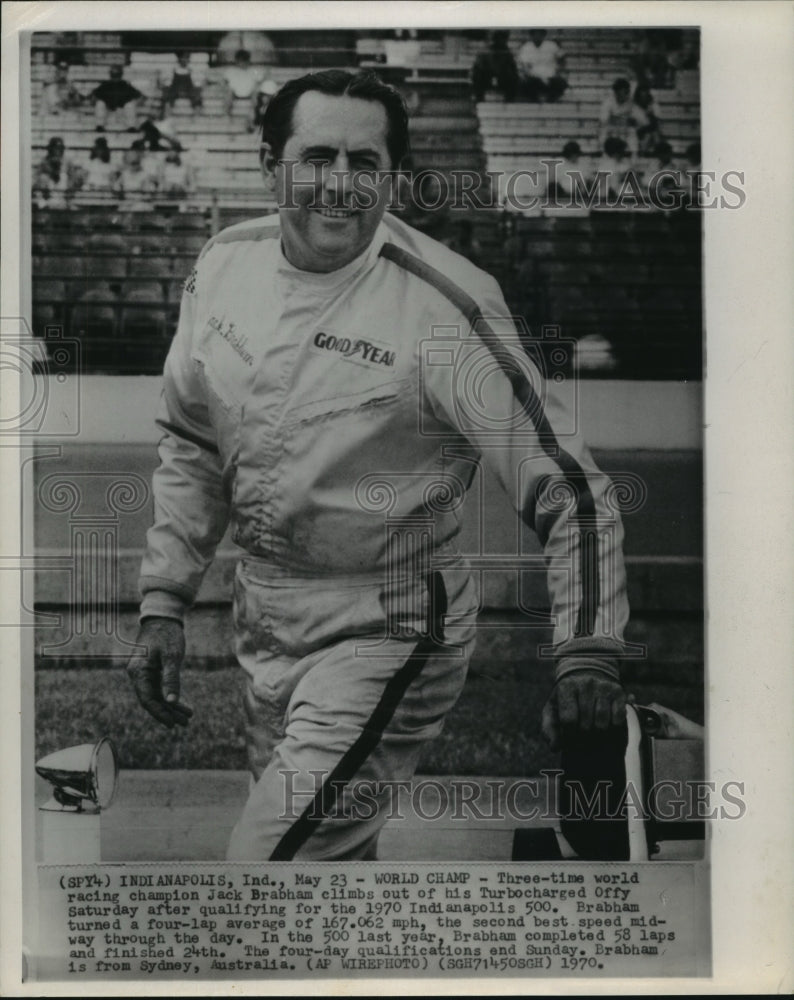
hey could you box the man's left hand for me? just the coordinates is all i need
[541,671,626,751]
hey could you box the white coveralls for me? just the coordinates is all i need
[139,211,630,860]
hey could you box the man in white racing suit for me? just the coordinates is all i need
[128,70,631,861]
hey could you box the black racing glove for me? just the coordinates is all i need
[127,617,193,728]
[541,670,626,751]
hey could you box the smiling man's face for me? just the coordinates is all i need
[265,90,394,273]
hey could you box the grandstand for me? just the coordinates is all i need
[29,27,702,379]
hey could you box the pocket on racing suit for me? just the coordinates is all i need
[281,377,412,430]
[233,560,388,661]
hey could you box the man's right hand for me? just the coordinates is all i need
[127,617,193,728]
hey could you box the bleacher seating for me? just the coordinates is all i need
[474,28,700,190]
[30,28,702,379]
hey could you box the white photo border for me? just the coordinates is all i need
[2,1,793,995]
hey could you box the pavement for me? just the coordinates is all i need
[35,770,560,863]
[35,769,705,864]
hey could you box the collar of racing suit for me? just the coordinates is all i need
[275,224,388,286]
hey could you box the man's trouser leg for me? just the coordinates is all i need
[121,99,138,129]
[226,561,477,861]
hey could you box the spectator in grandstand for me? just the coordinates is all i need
[252,77,279,133]
[654,140,675,171]
[138,117,183,153]
[645,140,680,207]
[598,136,633,200]
[470,30,519,103]
[384,28,422,71]
[92,65,143,132]
[548,140,594,202]
[160,150,195,200]
[216,30,277,66]
[113,142,159,203]
[160,51,204,114]
[599,78,645,157]
[41,58,84,115]
[83,137,116,192]
[633,85,664,156]
[633,29,675,90]
[669,32,699,73]
[137,136,170,191]
[220,50,265,129]
[32,136,84,207]
[655,28,699,82]
[145,109,185,153]
[53,31,84,67]
[516,29,567,103]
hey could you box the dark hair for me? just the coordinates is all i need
[140,119,160,139]
[91,137,110,162]
[562,140,581,159]
[612,77,631,94]
[655,141,673,161]
[260,69,410,169]
[604,137,628,158]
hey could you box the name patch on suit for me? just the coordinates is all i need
[207,315,254,367]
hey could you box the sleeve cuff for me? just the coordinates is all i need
[139,590,190,624]
[554,657,621,684]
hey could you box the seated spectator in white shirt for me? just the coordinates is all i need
[33,136,85,207]
[598,137,633,200]
[221,49,264,123]
[42,58,84,115]
[160,151,195,200]
[548,140,595,203]
[633,85,664,156]
[516,29,567,102]
[113,143,159,204]
[83,137,116,192]
[599,78,646,157]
